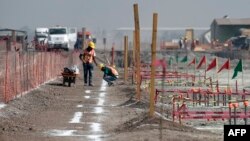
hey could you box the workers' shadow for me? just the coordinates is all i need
[47,82,66,87]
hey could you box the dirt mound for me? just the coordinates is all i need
[115,112,201,133]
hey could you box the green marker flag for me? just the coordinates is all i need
[180,56,188,63]
[168,56,173,66]
[232,59,242,79]
[175,53,179,63]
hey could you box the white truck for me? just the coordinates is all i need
[47,26,77,51]
[35,27,49,49]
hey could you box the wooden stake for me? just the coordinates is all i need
[111,44,115,66]
[132,31,136,84]
[149,13,158,117]
[124,36,128,82]
[133,4,141,101]
[242,59,244,88]
[82,27,86,50]
[11,30,16,43]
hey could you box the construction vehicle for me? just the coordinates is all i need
[74,31,97,49]
[228,35,250,50]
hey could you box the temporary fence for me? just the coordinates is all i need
[154,85,250,104]
[115,31,250,126]
[149,87,250,124]
[129,66,199,86]
[172,97,250,125]
[133,59,250,125]
[0,41,81,103]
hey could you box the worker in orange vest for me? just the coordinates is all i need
[98,63,119,86]
[79,41,98,86]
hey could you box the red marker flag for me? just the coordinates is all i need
[153,59,166,68]
[206,58,216,72]
[217,59,230,73]
[188,57,196,66]
[196,56,206,69]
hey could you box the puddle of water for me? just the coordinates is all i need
[97,99,104,106]
[0,103,6,109]
[195,126,223,130]
[195,126,224,134]
[84,95,90,99]
[77,105,83,108]
[90,122,102,132]
[100,80,107,91]
[100,87,106,91]
[94,107,103,114]
[99,92,106,97]
[45,129,108,140]
[73,122,103,133]
[85,90,91,94]
[96,80,106,106]
[46,129,76,136]
[69,112,83,123]
[87,135,102,141]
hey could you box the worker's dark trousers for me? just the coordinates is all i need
[83,63,94,85]
[103,75,117,84]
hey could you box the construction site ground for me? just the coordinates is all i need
[0,65,223,141]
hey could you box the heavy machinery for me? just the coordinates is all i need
[229,35,250,50]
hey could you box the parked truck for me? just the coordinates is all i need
[47,26,77,51]
[35,27,49,50]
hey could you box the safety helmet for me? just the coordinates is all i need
[98,63,104,70]
[88,41,95,49]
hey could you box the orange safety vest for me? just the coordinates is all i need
[83,49,95,63]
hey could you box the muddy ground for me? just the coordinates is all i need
[0,64,223,141]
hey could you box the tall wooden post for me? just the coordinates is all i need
[149,13,158,117]
[124,36,128,82]
[82,27,86,50]
[133,4,141,101]
[103,38,107,53]
[11,30,16,42]
[111,44,115,66]
[132,31,136,84]
[11,30,16,51]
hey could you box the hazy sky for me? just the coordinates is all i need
[1,0,250,32]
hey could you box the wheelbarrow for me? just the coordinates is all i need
[61,72,78,87]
